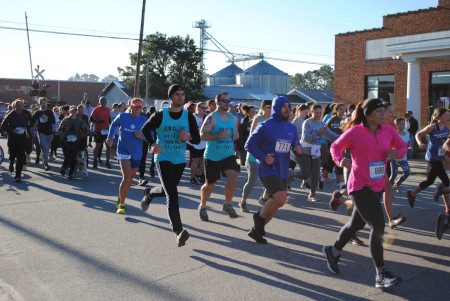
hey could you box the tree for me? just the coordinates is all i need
[118,32,204,100]
[290,65,334,91]
[102,75,119,82]
[68,73,99,82]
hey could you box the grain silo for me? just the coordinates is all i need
[207,63,243,86]
[237,60,290,95]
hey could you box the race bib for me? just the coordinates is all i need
[16,127,25,135]
[67,135,77,142]
[101,129,109,136]
[117,153,131,160]
[369,161,385,180]
[438,147,446,156]
[275,139,290,153]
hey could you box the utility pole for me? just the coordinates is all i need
[134,0,147,97]
[145,57,149,106]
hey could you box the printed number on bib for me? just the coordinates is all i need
[438,148,446,156]
[117,154,132,160]
[275,139,290,154]
[369,161,385,180]
[67,135,77,142]
[101,129,109,136]
[16,127,25,134]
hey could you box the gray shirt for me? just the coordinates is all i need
[301,118,338,155]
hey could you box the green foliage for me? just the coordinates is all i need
[68,73,100,82]
[118,32,205,100]
[290,65,334,91]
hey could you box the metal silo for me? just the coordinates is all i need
[236,60,290,95]
[207,63,243,86]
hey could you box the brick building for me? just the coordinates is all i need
[334,0,450,126]
[0,78,107,106]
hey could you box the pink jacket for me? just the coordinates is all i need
[330,123,407,194]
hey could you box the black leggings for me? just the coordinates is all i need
[139,141,149,178]
[419,160,449,190]
[334,187,385,268]
[147,161,186,233]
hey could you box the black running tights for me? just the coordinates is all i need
[334,187,385,268]
[419,160,449,190]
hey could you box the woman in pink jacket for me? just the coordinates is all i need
[322,98,407,289]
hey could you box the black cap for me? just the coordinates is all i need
[99,96,107,103]
[168,84,184,99]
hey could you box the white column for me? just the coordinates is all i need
[406,60,421,127]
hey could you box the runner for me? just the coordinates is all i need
[90,97,111,169]
[140,84,200,247]
[58,106,90,179]
[322,98,406,289]
[186,101,206,185]
[31,97,55,170]
[0,99,31,182]
[198,91,240,221]
[245,96,302,243]
[105,98,147,214]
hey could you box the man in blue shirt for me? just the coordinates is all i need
[245,96,302,243]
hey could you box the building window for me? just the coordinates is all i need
[430,71,450,108]
[365,75,395,104]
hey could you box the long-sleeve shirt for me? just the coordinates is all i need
[330,123,407,194]
[0,111,31,137]
[31,109,55,135]
[141,109,200,146]
[301,118,338,155]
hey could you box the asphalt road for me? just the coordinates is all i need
[0,136,449,301]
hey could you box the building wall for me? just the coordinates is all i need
[0,78,107,106]
[334,0,450,125]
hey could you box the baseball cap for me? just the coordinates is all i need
[69,105,77,111]
[230,102,238,108]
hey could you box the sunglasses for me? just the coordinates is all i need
[199,107,206,110]
[132,106,143,109]
[220,99,231,103]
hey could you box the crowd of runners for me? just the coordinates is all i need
[1,84,450,289]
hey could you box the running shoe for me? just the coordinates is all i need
[116,204,126,214]
[436,213,449,240]
[50,155,56,161]
[105,162,112,169]
[222,203,238,218]
[322,245,340,274]
[116,197,120,209]
[198,205,209,221]
[258,197,267,206]
[138,178,148,187]
[238,201,249,213]
[44,164,51,171]
[434,183,445,203]
[302,182,311,189]
[308,195,318,203]
[319,180,324,190]
[286,195,293,204]
[141,188,153,211]
[375,269,401,289]
[248,227,267,244]
[329,190,342,211]
[389,215,407,229]
[14,176,21,183]
[253,212,266,236]
[350,236,364,246]
[60,167,66,176]
[190,177,200,185]
[176,230,190,247]
[406,190,415,208]
[197,174,205,184]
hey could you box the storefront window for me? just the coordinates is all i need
[365,75,395,104]
[430,71,450,108]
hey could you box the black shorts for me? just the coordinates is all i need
[205,155,239,183]
[187,144,205,159]
[260,175,288,197]
[94,132,108,143]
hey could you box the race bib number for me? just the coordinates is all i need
[369,161,385,180]
[117,153,131,160]
[275,139,290,154]
[16,127,25,135]
[67,135,77,142]
[438,147,446,156]
[101,129,109,136]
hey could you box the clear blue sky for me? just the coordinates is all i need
[0,0,438,81]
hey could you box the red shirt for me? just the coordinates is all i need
[91,106,111,131]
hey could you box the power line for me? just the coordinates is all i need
[0,25,333,66]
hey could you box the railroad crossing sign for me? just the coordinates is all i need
[34,65,45,81]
